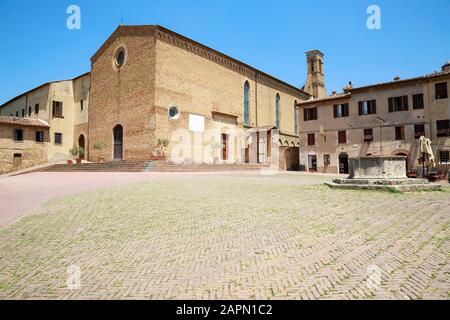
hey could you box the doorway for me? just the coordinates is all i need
[339,153,349,174]
[113,125,123,160]
[221,133,229,161]
[78,134,85,159]
[308,155,317,172]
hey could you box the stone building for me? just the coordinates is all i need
[0,117,50,174]
[0,73,90,167]
[298,63,450,173]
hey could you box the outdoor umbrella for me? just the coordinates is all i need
[418,136,436,177]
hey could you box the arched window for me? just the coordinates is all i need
[275,93,280,129]
[244,81,250,126]
[294,100,298,134]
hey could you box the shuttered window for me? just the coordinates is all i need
[36,131,44,143]
[412,94,424,109]
[358,100,376,115]
[52,101,64,118]
[388,96,409,112]
[435,82,448,100]
[333,103,349,118]
[304,107,318,121]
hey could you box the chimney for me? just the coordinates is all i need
[442,61,450,72]
[304,50,326,99]
[343,81,353,92]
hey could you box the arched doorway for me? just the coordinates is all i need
[339,153,349,174]
[113,125,123,160]
[78,134,85,160]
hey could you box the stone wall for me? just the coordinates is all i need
[0,125,48,174]
[88,28,157,162]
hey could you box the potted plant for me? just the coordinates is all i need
[93,142,107,163]
[69,147,85,164]
[152,138,169,160]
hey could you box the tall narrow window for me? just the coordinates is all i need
[275,94,280,129]
[244,81,250,126]
[28,106,32,117]
[294,100,298,134]
[34,104,39,115]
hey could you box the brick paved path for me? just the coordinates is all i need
[0,174,448,299]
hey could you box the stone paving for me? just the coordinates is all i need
[0,173,449,300]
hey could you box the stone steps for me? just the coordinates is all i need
[40,161,270,173]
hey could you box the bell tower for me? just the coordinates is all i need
[304,50,326,99]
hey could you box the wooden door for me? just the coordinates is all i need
[221,134,228,161]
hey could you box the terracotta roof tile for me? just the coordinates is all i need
[297,93,351,106]
[0,116,50,128]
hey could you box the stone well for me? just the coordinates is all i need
[326,156,441,192]
[349,156,407,179]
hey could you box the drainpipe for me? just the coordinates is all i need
[254,71,258,127]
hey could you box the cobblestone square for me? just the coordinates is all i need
[0,173,449,300]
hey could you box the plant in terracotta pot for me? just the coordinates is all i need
[153,138,169,160]
[69,147,85,164]
[93,142,107,163]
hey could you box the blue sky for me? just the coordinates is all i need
[0,0,449,104]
